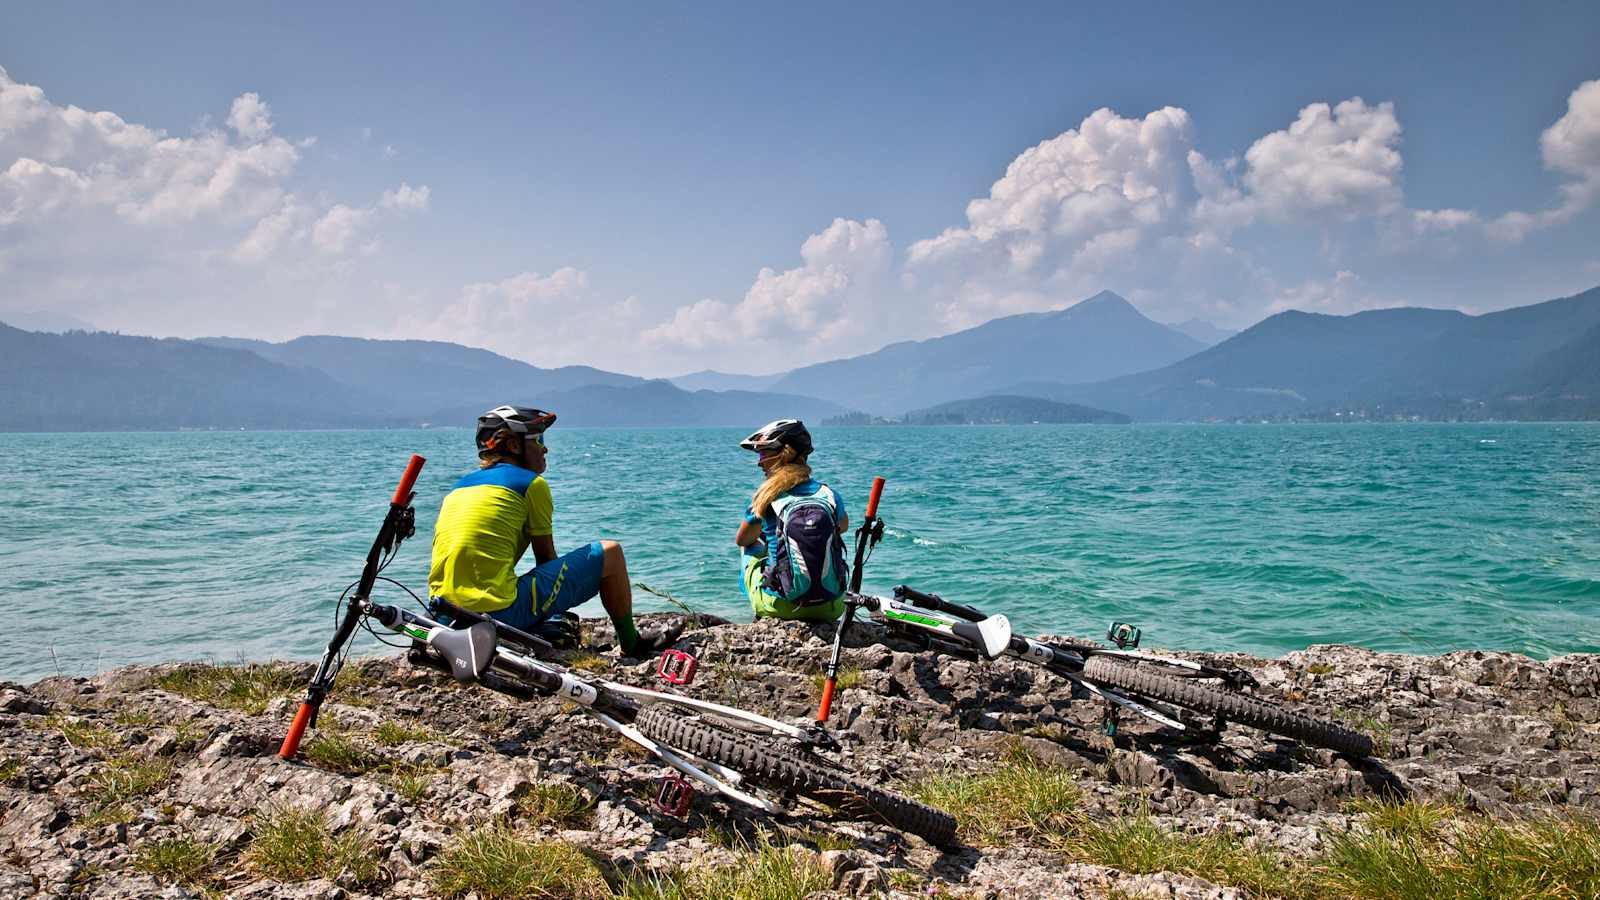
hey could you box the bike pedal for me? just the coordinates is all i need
[656,773,695,817]
[1108,621,1142,649]
[657,649,698,686]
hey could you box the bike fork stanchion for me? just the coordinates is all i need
[816,475,886,727]
[816,600,857,724]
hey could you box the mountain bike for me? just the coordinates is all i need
[277,456,957,846]
[818,478,1373,758]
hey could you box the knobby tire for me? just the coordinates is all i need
[1080,656,1374,757]
[634,705,958,846]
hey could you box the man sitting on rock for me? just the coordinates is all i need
[428,405,679,656]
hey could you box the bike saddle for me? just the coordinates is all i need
[952,614,1012,660]
[428,621,497,682]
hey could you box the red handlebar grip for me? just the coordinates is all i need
[391,454,426,506]
[817,679,837,722]
[278,702,315,760]
[864,477,886,519]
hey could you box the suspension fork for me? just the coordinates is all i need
[817,476,885,725]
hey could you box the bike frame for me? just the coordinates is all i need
[386,600,810,813]
[848,587,1255,733]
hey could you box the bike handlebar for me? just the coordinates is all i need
[864,476,885,519]
[894,585,986,623]
[392,454,426,505]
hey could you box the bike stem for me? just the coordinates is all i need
[817,476,885,725]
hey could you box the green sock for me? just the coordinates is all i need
[613,617,640,652]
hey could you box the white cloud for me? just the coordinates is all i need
[1481,79,1600,242]
[1262,270,1387,316]
[226,92,273,142]
[394,268,648,367]
[0,66,429,338]
[644,218,894,363]
[1541,79,1600,180]
[904,105,1259,329]
[910,107,1194,272]
[311,204,370,253]
[1232,99,1402,221]
[380,182,430,210]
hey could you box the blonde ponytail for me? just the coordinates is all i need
[751,446,811,516]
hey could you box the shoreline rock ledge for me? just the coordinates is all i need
[2,615,1597,898]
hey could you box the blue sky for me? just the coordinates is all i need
[2,1,1597,375]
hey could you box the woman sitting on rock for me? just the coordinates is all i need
[734,419,850,622]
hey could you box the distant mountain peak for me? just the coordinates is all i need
[1077,289,1130,307]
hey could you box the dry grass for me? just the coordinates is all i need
[155,663,301,715]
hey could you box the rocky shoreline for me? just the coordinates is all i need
[2,614,1597,898]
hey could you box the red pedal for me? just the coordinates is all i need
[657,649,698,685]
[656,773,695,816]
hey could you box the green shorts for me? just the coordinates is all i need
[741,545,845,622]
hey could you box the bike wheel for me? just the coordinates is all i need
[1080,656,1374,757]
[634,705,957,846]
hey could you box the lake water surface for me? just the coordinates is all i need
[4,424,1597,682]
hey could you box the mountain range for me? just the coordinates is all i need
[2,285,1597,430]
[764,291,1205,415]
[1011,286,1600,421]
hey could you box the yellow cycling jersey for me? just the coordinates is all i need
[429,463,553,612]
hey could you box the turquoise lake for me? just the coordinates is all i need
[3,424,1597,682]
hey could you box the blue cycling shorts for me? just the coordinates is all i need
[485,541,606,631]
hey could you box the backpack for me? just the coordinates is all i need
[763,485,849,606]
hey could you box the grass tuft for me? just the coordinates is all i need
[373,719,440,747]
[113,709,159,727]
[383,762,438,805]
[155,663,301,715]
[431,821,610,899]
[618,830,832,899]
[910,741,1082,847]
[82,754,173,826]
[132,837,218,886]
[1321,799,1600,899]
[1063,815,1306,899]
[516,782,597,828]
[46,714,119,751]
[303,730,386,775]
[810,667,863,695]
[566,651,612,673]
[245,805,383,887]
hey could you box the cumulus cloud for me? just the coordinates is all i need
[227,92,274,142]
[644,218,893,362]
[0,68,300,229]
[1201,99,1403,226]
[311,204,370,253]
[380,182,430,210]
[1479,78,1600,242]
[910,107,1194,272]
[0,66,429,338]
[903,105,1259,329]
